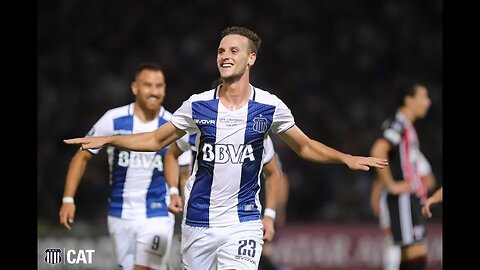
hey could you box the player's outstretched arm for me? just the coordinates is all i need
[64,121,185,152]
[278,125,388,171]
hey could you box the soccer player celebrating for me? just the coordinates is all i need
[65,27,387,270]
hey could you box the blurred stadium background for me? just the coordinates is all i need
[38,0,442,269]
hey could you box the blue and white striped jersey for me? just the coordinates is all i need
[172,85,294,227]
[176,133,275,171]
[86,103,191,219]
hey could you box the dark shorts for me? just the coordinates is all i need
[387,193,426,246]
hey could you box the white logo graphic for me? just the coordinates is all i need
[201,143,255,163]
[44,248,95,265]
[195,119,216,125]
[44,248,62,264]
[117,151,163,170]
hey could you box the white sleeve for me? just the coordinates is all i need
[416,152,432,177]
[175,134,192,153]
[270,98,295,134]
[382,120,403,146]
[177,149,192,167]
[85,112,113,155]
[262,135,275,164]
[172,99,198,134]
[173,134,193,166]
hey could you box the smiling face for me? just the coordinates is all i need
[131,69,166,112]
[217,34,256,84]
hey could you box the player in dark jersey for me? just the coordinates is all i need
[370,151,436,270]
[371,81,432,270]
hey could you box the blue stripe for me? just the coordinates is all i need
[186,100,219,226]
[238,101,275,222]
[109,115,134,217]
[188,134,197,149]
[146,147,169,217]
[145,116,170,217]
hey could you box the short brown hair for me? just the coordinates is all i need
[221,26,261,54]
[134,63,163,81]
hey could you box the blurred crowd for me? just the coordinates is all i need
[38,0,442,229]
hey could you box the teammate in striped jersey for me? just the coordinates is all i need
[371,82,432,270]
[59,63,191,270]
[65,26,388,270]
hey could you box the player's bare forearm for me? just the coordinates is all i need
[375,165,394,187]
[370,138,411,193]
[280,126,387,171]
[60,147,92,230]
[64,121,185,152]
[63,133,157,151]
[109,123,182,151]
[370,178,383,216]
[264,157,282,211]
[280,126,344,163]
[179,165,191,196]
[421,173,436,191]
[164,145,181,191]
[430,187,443,204]
[63,148,92,197]
[111,132,162,151]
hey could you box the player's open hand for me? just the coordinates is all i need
[262,216,275,241]
[64,136,109,150]
[59,202,75,230]
[422,200,434,218]
[168,194,183,214]
[422,187,442,218]
[346,155,388,171]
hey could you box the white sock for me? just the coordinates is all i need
[383,235,400,270]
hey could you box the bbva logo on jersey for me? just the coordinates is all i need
[117,151,163,170]
[201,143,255,164]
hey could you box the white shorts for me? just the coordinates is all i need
[107,215,175,270]
[181,220,264,270]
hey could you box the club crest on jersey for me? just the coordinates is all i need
[253,117,268,133]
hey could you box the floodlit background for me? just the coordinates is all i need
[38,1,442,269]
